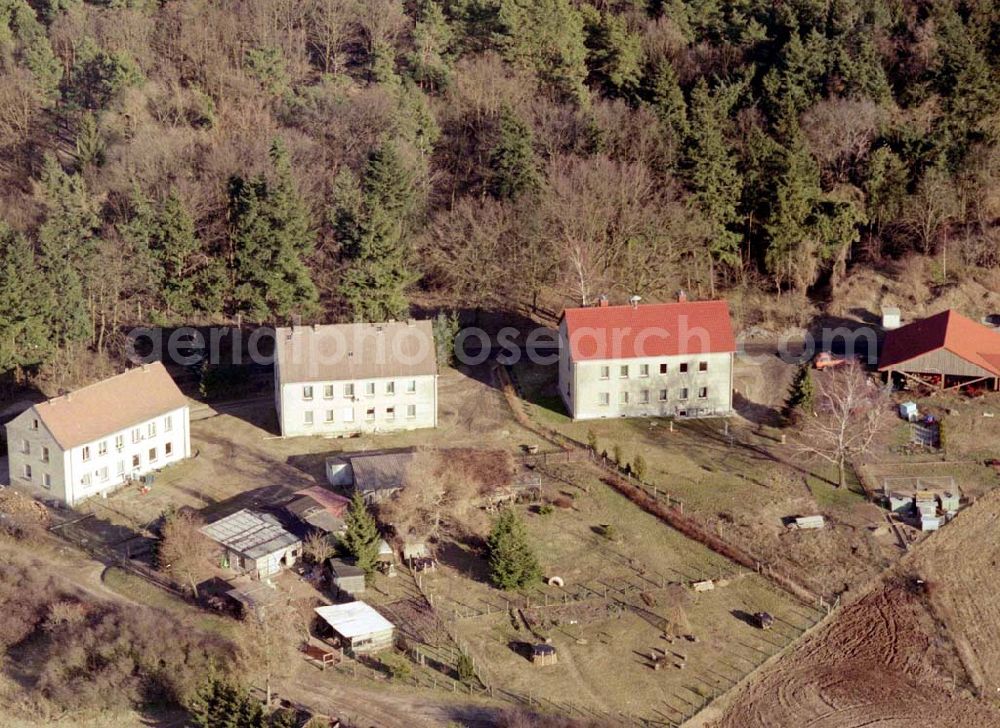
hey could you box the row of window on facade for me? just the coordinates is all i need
[598,362,709,379]
[597,387,709,406]
[21,442,175,488]
[302,380,418,400]
[303,404,417,426]
[22,415,174,463]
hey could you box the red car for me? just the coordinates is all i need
[814,352,849,369]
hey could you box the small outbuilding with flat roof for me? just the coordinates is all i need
[225,580,284,618]
[327,558,366,596]
[201,509,302,580]
[314,601,395,656]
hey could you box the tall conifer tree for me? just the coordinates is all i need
[229,139,318,320]
[36,155,98,345]
[0,225,53,373]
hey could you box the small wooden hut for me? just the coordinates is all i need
[327,558,366,596]
[531,644,557,666]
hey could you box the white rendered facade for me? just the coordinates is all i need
[275,373,438,437]
[6,405,190,506]
[558,317,735,421]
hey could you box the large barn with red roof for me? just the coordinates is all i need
[558,297,737,420]
[878,309,1000,391]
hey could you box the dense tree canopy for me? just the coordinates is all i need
[0,0,996,384]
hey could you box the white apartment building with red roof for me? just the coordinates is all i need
[558,297,737,420]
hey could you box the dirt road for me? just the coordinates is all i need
[279,661,504,728]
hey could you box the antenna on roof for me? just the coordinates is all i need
[629,295,642,309]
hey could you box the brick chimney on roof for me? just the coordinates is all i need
[598,295,609,308]
[678,290,688,303]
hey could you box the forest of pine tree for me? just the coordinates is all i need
[0,0,996,386]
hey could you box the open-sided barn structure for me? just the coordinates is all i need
[314,601,395,656]
[878,310,1000,391]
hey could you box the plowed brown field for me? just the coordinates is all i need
[912,488,1000,698]
[710,581,1000,727]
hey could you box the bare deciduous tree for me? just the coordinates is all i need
[423,197,519,310]
[302,530,335,564]
[238,594,299,708]
[379,449,515,542]
[304,0,359,74]
[356,0,408,56]
[801,98,884,185]
[159,510,214,598]
[793,362,891,488]
[0,70,43,158]
[901,166,962,255]
[542,155,706,304]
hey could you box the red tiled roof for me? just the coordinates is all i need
[878,309,1000,376]
[561,300,736,361]
[294,486,351,517]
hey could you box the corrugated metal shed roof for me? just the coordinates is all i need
[293,486,351,515]
[286,487,351,533]
[201,509,301,559]
[349,450,416,494]
[315,601,393,638]
[302,510,345,533]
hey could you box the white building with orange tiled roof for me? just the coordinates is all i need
[5,362,190,505]
[558,297,737,420]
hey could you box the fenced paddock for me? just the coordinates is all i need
[880,475,958,494]
[393,484,824,727]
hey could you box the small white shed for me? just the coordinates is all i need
[315,601,395,656]
[921,516,941,531]
[882,306,901,330]
[888,492,914,513]
[939,491,961,513]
